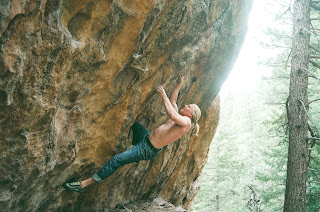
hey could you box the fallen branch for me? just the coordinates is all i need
[246,185,262,212]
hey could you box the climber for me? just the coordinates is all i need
[63,73,201,193]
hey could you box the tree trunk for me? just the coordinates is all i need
[283,0,310,211]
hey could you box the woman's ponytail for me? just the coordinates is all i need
[192,122,200,136]
[191,104,201,136]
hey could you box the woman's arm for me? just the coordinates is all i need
[157,86,191,127]
[170,73,184,111]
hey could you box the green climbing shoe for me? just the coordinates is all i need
[63,181,84,193]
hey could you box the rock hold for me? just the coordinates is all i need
[175,206,187,212]
[153,197,167,206]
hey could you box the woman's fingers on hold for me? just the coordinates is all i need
[157,86,163,92]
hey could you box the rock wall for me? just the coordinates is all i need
[0,0,252,211]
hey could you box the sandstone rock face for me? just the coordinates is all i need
[0,0,251,211]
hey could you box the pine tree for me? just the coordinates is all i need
[284,0,310,211]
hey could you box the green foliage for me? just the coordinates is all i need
[306,7,320,212]
[307,139,320,211]
[194,0,320,211]
[193,87,287,211]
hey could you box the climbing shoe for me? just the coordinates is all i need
[63,181,84,193]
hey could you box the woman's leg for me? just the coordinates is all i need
[64,123,151,192]
[81,177,95,188]
[92,144,142,182]
[64,145,142,192]
[131,122,150,145]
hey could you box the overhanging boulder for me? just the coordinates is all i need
[0,0,252,211]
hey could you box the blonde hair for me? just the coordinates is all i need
[191,104,201,136]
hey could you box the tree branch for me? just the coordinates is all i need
[275,0,293,20]
[308,98,320,105]
[308,168,320,181]
[303,28,320,41]
[311,3,320,11]
[310,55,320,59]
[311,156,320,166]
[299,100,320,136]
[308,137,320,140]
[310,45,320,53]
[309,60,320,69]
[307,125,319,168]
[275,8,291,21]
[302,67,320,83]
[286,50,292,68]
[286,97,290,123]
[308,125,319,146]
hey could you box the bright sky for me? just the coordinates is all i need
[220,0,288,97]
